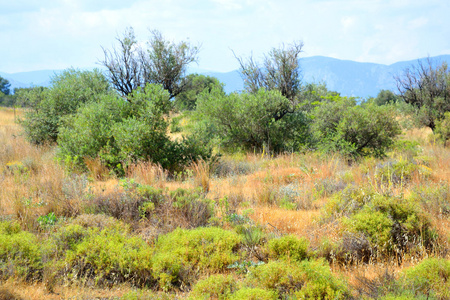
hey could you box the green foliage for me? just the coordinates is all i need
[435,111,450,146]
[374,90,399,106]
[197,88,309,153]
[228,287,278,300]
[311,99,401,158]
[175,73,224,111]
[266,234,309,262]
[396,59,450,131]
[324,186,436,254]
[37,212,58,228]
[247,259,350,299]
[151,227,242,290]
[189,274,236,300]
[19,69,112,144]
[410,183,450,218]
[401,258,450,299]
[0,76,10,95]
[0,222,42,280]
[374,158,431,187]
[58,83,210,174]
[61,227,153,286]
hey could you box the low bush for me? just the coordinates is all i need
[323,186,436,257]
[246,259,350,299]
[266,234,309,262]
[0,221,42,281]
[228,287,278,300]
[189,274,236,299]
[401,257,450,299]
[410,183,450,218]
[60,227,153,287]
[151,227,242,291]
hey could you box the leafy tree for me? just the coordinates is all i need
[58,83,210,174]
[311,98,401,158]
[0,76,11,95]
[197,88,309,153]
[374,89,399,106]
[435,111,450,146]
[19,69,112,144]
[395,58,450,131]
[174,73,224,111]
[101,27,199,99]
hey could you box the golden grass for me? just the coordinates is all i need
[1,105,450,296]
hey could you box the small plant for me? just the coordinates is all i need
[37,212,58,228]
[401,257,450,299]
[189,274,237,299]
[151,227,242,290]
[246,259,350,299]
[266,234,309,262]
[228,287,278,300]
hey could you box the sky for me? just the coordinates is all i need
[1,0,449,74]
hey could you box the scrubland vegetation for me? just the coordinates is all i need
[1,28,450,299]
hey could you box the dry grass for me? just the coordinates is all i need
[2,107,450,297]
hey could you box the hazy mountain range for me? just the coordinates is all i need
[2,55,449,98]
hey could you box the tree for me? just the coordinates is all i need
[311,98,401,158]
[19,69,112,144]
[101,27,142,97]
[235,41,304,121]
[395,58,450,131]
[0,76,11,95]
[58,83,210,174]
[174,74,224,111]
[101,27,199,99]
[374,89,399,106]
[197,88,309,153]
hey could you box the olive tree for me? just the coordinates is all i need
[395,58,450,131]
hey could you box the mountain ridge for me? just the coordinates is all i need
[2,55,450,98]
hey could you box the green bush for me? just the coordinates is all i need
[197,88,310,153]
[58,83,210,174]
[189,274,236,299]
[374,158,431,187]
[410,183,450,217]
[61,227,153,286]
[246,259,350,299]
[174,73,224,111]
[19,69,112,144]
[311,99,401,158]
[228,287,278,300]
[152,227,241,290]
[0,222,42,280]
[435,111,450,146]
[323,187,436,255]
[266,235,309,262]
[401,258,450,299]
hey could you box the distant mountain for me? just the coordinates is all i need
[2,55,450,97]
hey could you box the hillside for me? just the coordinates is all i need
[2,54,450,97]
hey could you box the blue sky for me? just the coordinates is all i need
[1,0,449,73]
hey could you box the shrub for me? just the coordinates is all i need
[374,158,431,187]
[410,183,450,218]
[228,287,278,300]
[189,274,236,299]
[266,234,309,262]
[435,111,450,146]
[19,69,112,144]
[58,83,211,174]
[61,228,153,287]
[311,99,401,158]
[323,187,436,256]
[197,88,310,153]
[401,257,450,299]
[247,259,350,299]
[151,227,242,290]
[0,222,42,280]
